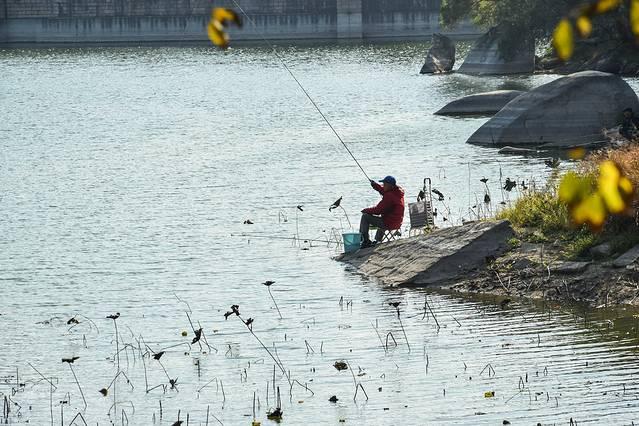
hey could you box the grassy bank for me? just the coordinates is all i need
[497,145,639,260]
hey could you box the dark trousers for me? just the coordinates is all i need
[360,213,385,242]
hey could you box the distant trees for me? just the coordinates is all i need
[440,0,633,59]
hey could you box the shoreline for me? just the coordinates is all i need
[442,239,639,308]
[339,220,639,309]
[0,34,481,49]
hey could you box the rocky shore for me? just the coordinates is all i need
[536,41,639,76]
[338,220,639,308]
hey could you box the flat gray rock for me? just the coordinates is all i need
[553,261,591,274]
[591,242,614,259]
[336,220,513,287]
[466,71,639,148]
[613,244,639,268]
[435,90,524,116]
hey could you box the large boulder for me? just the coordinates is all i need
[458,27,535,75]
[420,34,455,74]
[466,71,639,148]
[336,220,513,287]
[434,90,524,116]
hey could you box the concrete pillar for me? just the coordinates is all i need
[336,0,362,39]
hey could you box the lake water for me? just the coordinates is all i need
[2,42,639,424]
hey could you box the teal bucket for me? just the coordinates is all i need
[342,232,362,253]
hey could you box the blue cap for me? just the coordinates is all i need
[378,176,396,185]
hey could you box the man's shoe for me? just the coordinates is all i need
[360,240,377,249]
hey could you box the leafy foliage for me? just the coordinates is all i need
[559,161,634,232]
[496,185,597,259]
[441,0,579,55]
[498,146,639,258]
[441,0,632,59]
[497,187,571,236]
[553,0,639,60]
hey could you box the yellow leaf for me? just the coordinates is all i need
[207,21,229,49]
[559,172,591,205]
[598,161,624,213]
[207,8,242,49]
[568,147,586,160]
[631,0,639,36]
[553,19,574,61]
[212,7,241,26]
[598,160,633,213]
[595,0,621,14]
[484,391,495,398]
[620,176,633,196]
[572,193,607,230]
[576,16,592,38]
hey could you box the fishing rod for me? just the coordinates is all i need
[230,233,340,244]
[229,0,372,183]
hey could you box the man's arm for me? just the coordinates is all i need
[370,180,384,195]
[362,196,391,215]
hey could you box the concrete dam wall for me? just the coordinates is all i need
[0,0,456,45]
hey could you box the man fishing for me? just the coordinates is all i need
[620,107,639,140]
[359,176,405,249]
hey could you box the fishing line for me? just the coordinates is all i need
[230,233,338,244]
[229,0,371,183]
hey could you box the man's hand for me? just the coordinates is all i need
[369,179,376,188]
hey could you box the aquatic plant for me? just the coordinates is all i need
[263,281,283,319]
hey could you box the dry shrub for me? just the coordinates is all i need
[580,145,639,246]
[582,144,639,197]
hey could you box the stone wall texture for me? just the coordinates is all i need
[0,0,461,44]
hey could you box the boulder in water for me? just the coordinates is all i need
[466,71,639,148]
[458,27,535,75]
[434,90,524,116]
[420,34,455,74]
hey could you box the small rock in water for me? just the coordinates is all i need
[499,299,511,309]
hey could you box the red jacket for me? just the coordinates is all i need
[362,182,405,230]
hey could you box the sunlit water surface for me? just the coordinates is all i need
[2,42,639,424]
